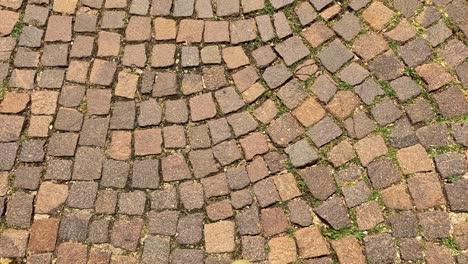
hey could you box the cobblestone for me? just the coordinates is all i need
[0,0,466,262]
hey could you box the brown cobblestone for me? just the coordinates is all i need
[1,1,465,261]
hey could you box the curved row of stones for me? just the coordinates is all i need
[0,0,467,263]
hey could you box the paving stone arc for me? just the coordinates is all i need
[0,0,467,263]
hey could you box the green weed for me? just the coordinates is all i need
[428,144,463,158]
[435,114,468,124]
[442,237,459,252]
[78,101,87,113]
[374,125,393,144]
[368,223,389,235]
[0,220,9,233]
[0,80,8,101]
[323,227,366,241]
[11,20,24,40]
[296,177,307,193]
[369,190,384,204]
[386,148,399,166]
[264,245,271,254]
[377,80,396,98]
[446,175,462,183]
[259,0,275,15]
[387,40,399,52]
[386,12,402,31]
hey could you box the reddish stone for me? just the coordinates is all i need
[29,218,60,252]
[151,44,176,67]
[261,207,289,237]
[0,229,29,258]
[134,128,162,156]
[204,221,236,253]
[35,182,69,214]
[162,154,192,181]
[397,144,433,174]
[356,201,384,230]
[0,10,19,36]
[177,19,204,43]
[56,242,87,264]
[268,236,297,263]
[0,92,30,114]
[154,17,176,40]
[331,236,366,264]
[239,132,269,160]
[111,219,144,251]
[380,184,413,210]
[295,226,330,258]
[354,135,388,166]
[362,1,394,30]
[206,200,233,221]
[326,91,361,120]
[189,93,217,121]
[273,173,301,201]
[408,172,446,210]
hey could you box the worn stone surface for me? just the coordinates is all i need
[317,39,354,73]
[419,211,451,240]
[314,197,351,230]
[285,139,319,167]
[295,226,330,258]
[307,116,343,147]
[397,144,434,174]
[392,118,417,149]
[408,172,446,210]
[36,182,68,214]
[205,221,235,253]
[0,229,29,258]
[362,2,394,30]
[355,135,388,166]
[364,234,396,264]
[268,236,297,263]
[332,236,366,264]
[445,179,468,212]
[356,201,384,230]
[342,181,371,208]
[300,165,336,201]
[0,0,466,260]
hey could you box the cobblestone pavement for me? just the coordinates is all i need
[0,0,467,263]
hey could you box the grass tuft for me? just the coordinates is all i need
[387,40,399,51]
[11,20,24,40]
[374,125,393,144]
[78,101,87,113]
[264,245,271,254]
[0,80,8,101]
[323,227,366,241]
[446,175,462,183]
[377,80,396,98]
[296,177,307,193]
[428,143,463,158]
[404,67,417,77]
[442,237,459,252]
[369,190,384,204]
[368,223,389,235]
[259,0,275,16]
[385,12,402,31]
[0,221,9,233]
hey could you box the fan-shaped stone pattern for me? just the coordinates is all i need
[0,0,467,262]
